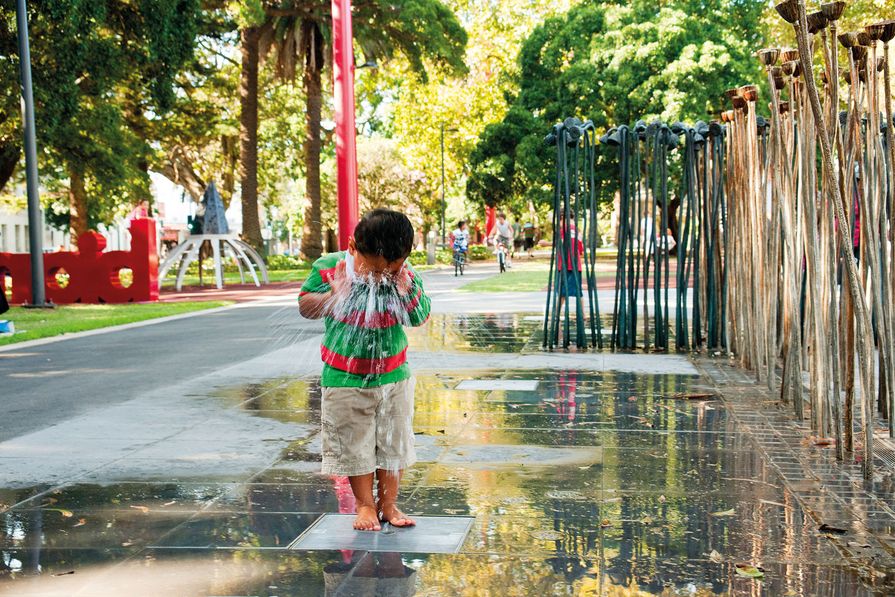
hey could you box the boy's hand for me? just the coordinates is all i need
[328,260,351,304]
[395,267,414,296]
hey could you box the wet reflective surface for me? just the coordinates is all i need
[0,316,880,595]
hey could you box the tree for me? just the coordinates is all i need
[355,136,434,239]
[375,0,570,224]
[0,0,200,239]
[256,0,467,261]
[467,0,765,211]
[150,5,242,205]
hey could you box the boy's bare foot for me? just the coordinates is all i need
[378,502,415,527]
[354,505,381,531]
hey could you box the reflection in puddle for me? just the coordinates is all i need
[0,362,880,594]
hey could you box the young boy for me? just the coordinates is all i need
[298,209,431,531]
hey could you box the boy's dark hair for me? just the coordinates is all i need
[497,212,506,219]
[457,220,466,228]
[354,208,414,262]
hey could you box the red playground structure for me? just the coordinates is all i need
[0,218,159,305]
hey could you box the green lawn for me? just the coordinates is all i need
[161,267,310,289]
[459,261,549,292]
[460,269,549,292]
[458,255,619,293]
[0,301,231,346]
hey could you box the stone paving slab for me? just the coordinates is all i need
[695,355,895,593]
[289,514,474,554]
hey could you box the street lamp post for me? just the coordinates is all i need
[440,123,445,245]
[440,124,458,246]
[15,0,48,307]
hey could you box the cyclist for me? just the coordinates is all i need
[451,220,469,276]
[492,212,514,268]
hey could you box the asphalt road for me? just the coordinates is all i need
[0,300,325,442]
[0,263,502,443]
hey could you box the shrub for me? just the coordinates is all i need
[468,244,492,261]
[407,250,429,266]
[266,254,307,271]
[408,249,453,266]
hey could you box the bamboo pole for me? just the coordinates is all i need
[779,0,879,478]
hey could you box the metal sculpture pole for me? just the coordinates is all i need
[15,0,48,306]
[544,118,601,351]
[332,0,359,249]
[601,118,731,353]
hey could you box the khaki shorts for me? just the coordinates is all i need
[321,378,416,476]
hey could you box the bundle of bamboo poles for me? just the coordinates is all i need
[596,0,894,478]
[724,0,894,478]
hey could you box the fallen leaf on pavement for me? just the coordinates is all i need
[130,505,150,514]
[600,519,611,528]
[711,508,736,517]
[735,564,764,579]
[709,550,723,563]
[760,500,789,508]
[673,392,717,400]
[73,518,86,527]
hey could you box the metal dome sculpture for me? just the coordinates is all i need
[159,182,269,290]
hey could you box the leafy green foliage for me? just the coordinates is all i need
[0,0,200,230]
[265,254,307,270]
[467,0,765,211]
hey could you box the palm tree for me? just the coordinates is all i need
[255,0,468,262]
[239,24,264,251]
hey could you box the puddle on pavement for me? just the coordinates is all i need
[0,364,881,595]
[407,313,541,353]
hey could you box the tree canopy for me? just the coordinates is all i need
[3,0,888,252]
[467,0,766,211]
[0,0,200,237]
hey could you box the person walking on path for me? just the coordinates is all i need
[512,214,523,256]
[523,219,536,257]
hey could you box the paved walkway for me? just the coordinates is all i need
[159,280,302,303]
[0,264,888,595]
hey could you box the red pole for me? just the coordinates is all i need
[332,0,359,250]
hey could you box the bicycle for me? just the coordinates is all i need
[453,248,466,276]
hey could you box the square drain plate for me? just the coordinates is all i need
[289,514,474,554]
[455,379,539,391]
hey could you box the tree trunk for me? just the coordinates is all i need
[159,153,206,203]
[68,166,88,243]
[0,141,19,194]
[239,26,263,252]
[300,25,324,262]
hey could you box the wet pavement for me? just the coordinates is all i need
[0,305,883,595]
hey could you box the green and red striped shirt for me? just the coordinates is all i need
[299,251,431,388]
